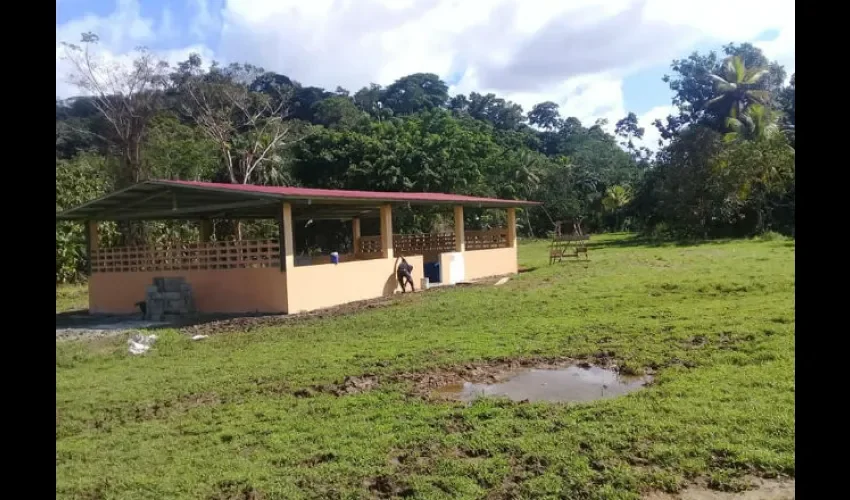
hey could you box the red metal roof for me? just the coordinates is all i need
[158,180,541,206]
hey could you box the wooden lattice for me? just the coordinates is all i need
[91,240,281,273]
[358,230,509,256]
[393,233,456,254]
[357,236,383,255]
[464,229,508,251]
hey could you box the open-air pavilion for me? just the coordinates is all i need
[56,180,540,315]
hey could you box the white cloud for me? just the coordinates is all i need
[636,105,678,151]
[57,0,795,144]
[56,0,214,99]
[188,0,219,40]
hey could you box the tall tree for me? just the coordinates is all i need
[448,94,471,114]
[61,32,170,188]
[466,92,525,130]
[353,83,384,115]
[175,58,303,186]
[312,96,368,130]
[615,112,645,158]
[381,73,449,115]
[656,43,785,138]
[779,73,795,147]
[528,101,562,130]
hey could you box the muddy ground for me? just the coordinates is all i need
[644,477,795,500]
[181,275,512,337]
[298,353,650,400]
[57,275,512,341]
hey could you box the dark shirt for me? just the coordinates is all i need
[397,260,413,278]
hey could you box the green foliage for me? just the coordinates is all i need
[456,92,526,130]
[144,112,220,180]
[55,155,115,283]
[311,95,369,130]
[295,109,501,195]
[55,38,796,281]
[657,43,786,137]
[527,101,561,130]
[381,73,449,115]
[635,127,795,238]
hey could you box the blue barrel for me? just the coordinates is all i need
[424,262,440,283]
[330,252,339,264]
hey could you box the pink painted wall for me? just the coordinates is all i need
[89,268,288,315]
[460,247,519,282]
[285,255,424,314]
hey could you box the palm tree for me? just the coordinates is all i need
[706,56,771,121]
[601,185,633,231]
[508,151,542,237]
[723,103,779,142]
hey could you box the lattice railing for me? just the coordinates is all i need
[465,229,509,251]
[91,240,281,273]
[393,233,456,254]
[357,229,509,256]
[358,236,383,255]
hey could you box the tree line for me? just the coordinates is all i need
[56,33,795,283]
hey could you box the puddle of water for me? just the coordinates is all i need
[434,366,651,403]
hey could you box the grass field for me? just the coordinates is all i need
[55,234,795,499]
[56,283,88,313]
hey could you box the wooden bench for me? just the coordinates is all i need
[550,234,590,264]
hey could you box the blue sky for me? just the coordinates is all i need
[56,0,795,149]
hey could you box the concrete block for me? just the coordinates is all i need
[146,302,164,321]
[146,285,159,295]
[163,277,185,292]
[167,300,186,312]
[162,291,182,300]
[153,277,166,291]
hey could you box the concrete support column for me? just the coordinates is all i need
[87,220,99,251]
[352,217,361,254]
[281,202,295,270]
[380,204,394,259]
[453,205,465,252]
[200,220,213,242]
[85,220,99,275]
[506,207,517,248]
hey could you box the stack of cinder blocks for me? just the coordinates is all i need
[144,277,196,321]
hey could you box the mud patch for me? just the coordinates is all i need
[644,477,794,500]
[181,295,420,337]
[397,357,577,397]
[363,475,415,498]
[321,375,379,396]
[433,365,651,403]
[208,480,265,500]
[393,355,652,403]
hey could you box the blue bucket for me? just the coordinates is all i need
[330,252,340,265]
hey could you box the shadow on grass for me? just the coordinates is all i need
[584,234,739,251]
